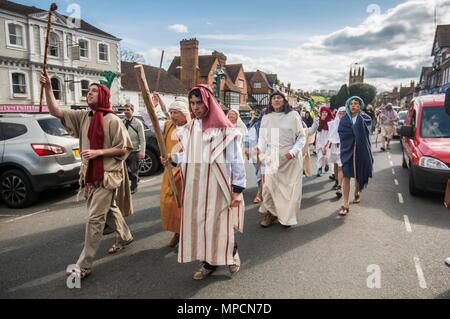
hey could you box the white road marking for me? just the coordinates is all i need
[141,177,158,184]
[414,256,427,289]
[392,168,396,175]
[388,154,391,160]
[0,214,20,217]
[398,193,404,204]
[390,161,394,166]
[403,215,412,233]
[5,209,50,224]
[394,179,399,185]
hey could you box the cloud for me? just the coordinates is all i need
[168,24,188,33]
[226,0,450,92]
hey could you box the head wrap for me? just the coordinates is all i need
[86,83,113,184]
[382,103,397,121]
[318,105,334,131]
[345,96,365,120]
[168,97,191,123]
[189,84,233,132]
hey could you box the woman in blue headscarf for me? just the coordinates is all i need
[338,96,373,216]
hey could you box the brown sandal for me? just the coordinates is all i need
[353,194,361,204]
[253,194,262,204]
[339,206,350,216]
[108,238,133,254]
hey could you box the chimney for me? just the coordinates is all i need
[180,38,199,90]
[212,50,227,65]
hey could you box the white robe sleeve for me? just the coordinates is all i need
[226,138,246,191]
[289,135,306,158]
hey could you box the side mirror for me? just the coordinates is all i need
[446,88,450,115]
[400,125,414,138]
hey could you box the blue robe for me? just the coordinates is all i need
[338,112,373,191]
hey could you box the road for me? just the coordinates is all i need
[1,136,449,299]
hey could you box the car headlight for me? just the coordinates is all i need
[419,156,450,170]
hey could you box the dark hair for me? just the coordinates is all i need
[188,88,201,100]
[266,95,292,115]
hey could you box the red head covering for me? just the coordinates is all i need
[189,84,233,132]
[85,83,113,184]
[318,105,334,131]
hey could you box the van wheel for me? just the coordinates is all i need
[408,168,422,197]
[0,169,38,208]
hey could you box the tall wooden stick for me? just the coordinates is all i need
[134,65,181,208]
[155,50,165,92]
[39,3,58,113]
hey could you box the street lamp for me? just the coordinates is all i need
[213,65,225,104]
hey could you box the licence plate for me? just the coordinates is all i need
[74,148,80,159]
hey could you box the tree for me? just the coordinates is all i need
[335,84,350,108]
[121,48,146,64]
[348,83,377,106]
[330,95,337,109]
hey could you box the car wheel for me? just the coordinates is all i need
[0,169,38,208]
[408,167,421,197]
[139,150,160,176]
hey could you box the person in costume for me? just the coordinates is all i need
[314,106,334,177]
[378,103,399,151]
[258,91,306,228]
[162,85,246,280]
[324,107,347,198]
[338,96,373,216]
[153,95,191,248]
[40,70,134,279]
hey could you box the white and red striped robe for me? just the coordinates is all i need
[177,120,246,266]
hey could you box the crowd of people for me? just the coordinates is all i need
[40,69,396,281]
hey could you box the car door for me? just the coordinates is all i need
[0,122,5,162]
[402,104,417,166]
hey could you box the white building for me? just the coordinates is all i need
[0,0,121,111]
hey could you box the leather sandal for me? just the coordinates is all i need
[353,193,361,204]
[339,206,350,216]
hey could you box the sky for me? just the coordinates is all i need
[12,0,450,92]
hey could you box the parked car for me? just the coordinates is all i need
[0,114,81,208]
[395,110,408,138]
[117,115,161,176]
[400,93,450,196]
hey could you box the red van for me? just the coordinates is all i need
[401,93,450,196]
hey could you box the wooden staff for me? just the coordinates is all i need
[134,65,181,208]
[39,3,58,113]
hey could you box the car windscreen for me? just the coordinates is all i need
[38,118,71,137]
[420,106,450,138]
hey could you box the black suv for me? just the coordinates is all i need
[118,115,161,176]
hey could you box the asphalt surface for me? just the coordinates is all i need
[0,136,449,299]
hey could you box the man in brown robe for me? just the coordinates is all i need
[40,70,134,279]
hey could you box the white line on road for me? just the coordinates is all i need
[5,209,50,224]
[394,179,399,185]
[141,177,158,184]
[414,256,427,289]
[398,193,404,204]
[390,161,394,166]
[0,214,20,217]
[392,168,396,175]
[403,215,412,233]
[388,154,391,160]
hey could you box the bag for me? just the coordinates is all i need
[445,179,450,210]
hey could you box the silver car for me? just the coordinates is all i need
[0,114,81,208]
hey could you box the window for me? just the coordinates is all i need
[81,80,90,97]
[8,23,23,46]
[420,106,450,138]
[0,123,27,140]
[38,118,70,137]
[51,78,61,100]
[49,32,59,57]
[238,80,245,88]
[79,39,89,58]
[253,82,261,89]
[12,73,26,94]
[98,43,109,62]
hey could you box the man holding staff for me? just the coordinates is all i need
[40,70,134,279]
